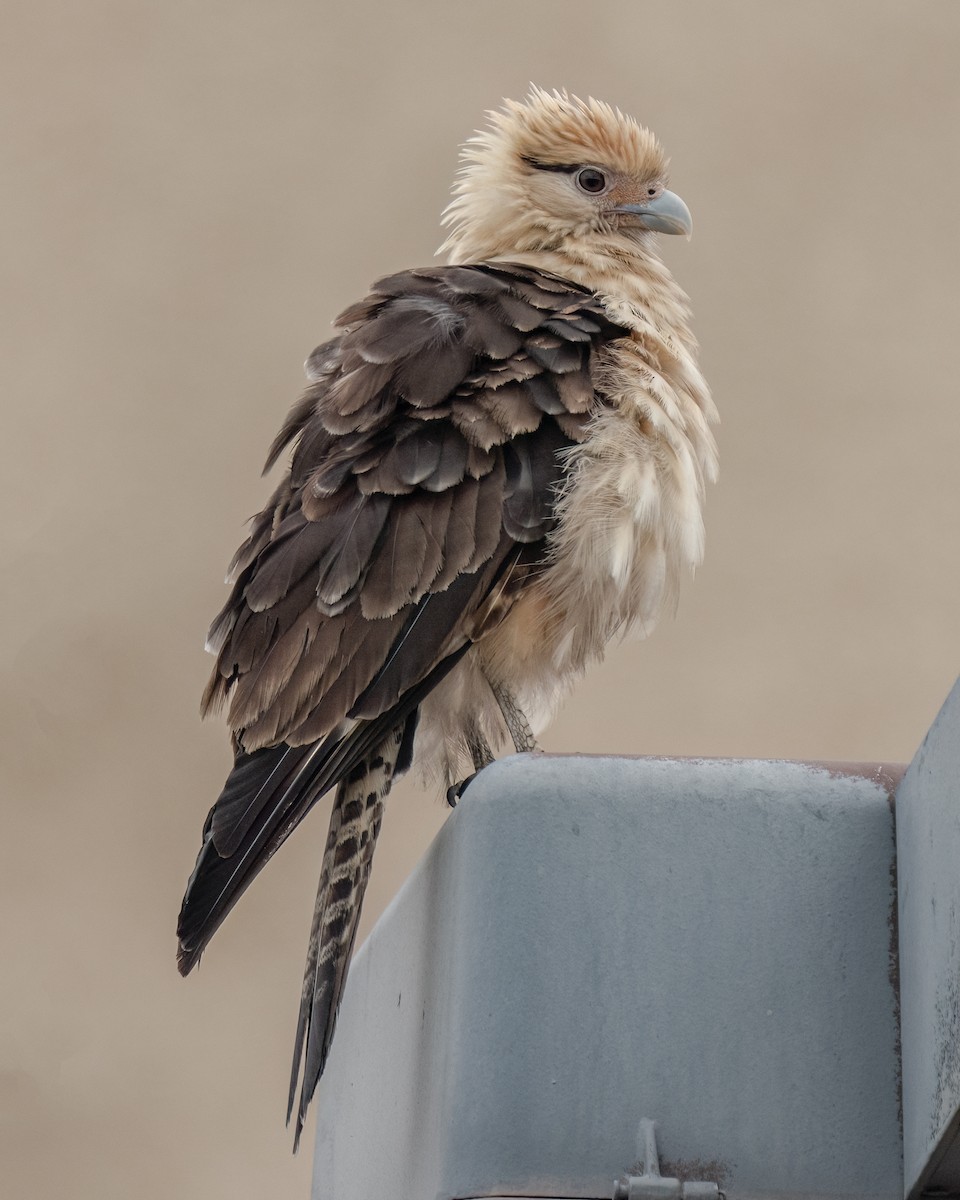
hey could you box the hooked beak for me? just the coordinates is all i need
[612,189,693,238]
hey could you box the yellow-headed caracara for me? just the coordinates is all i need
[177,88,718,1146]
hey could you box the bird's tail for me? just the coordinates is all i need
[287,720,407,1150]
[177,738,333,977]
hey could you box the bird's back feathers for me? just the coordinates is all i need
[199,264,627,753]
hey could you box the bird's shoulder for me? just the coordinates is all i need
[264,261,629,478]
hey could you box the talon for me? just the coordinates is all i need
[447,770,480,808]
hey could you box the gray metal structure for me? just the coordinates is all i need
[897,678,960,1196]
[311,680,960,1200]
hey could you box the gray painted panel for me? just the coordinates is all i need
[313,757,901,1200]
[896,678,960,1198]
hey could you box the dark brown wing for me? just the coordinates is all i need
[177,263,626,973]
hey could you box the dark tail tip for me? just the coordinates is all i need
[291,1113,305,1155]
[176,942,200,977]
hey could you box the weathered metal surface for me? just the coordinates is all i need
[312,756,902,1200]
[896,677,960,1198]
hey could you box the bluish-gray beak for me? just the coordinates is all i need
[613,189,692,237]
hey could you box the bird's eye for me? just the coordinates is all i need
[576,168,607,195]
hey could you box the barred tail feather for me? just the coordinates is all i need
[288,721,407,1150]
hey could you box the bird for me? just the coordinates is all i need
[177,87,718,1148]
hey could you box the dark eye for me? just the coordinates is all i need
[576,167,607,194]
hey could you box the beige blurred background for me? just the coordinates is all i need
[3,1,959,1196]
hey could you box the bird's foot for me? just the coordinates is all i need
[446,771,479,809]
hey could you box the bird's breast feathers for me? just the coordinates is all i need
[472,286,718,734]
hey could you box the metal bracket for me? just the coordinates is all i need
[612,1119,722,1200]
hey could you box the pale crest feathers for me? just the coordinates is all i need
[440,87,668,264]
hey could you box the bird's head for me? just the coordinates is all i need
[439,87,691,266]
